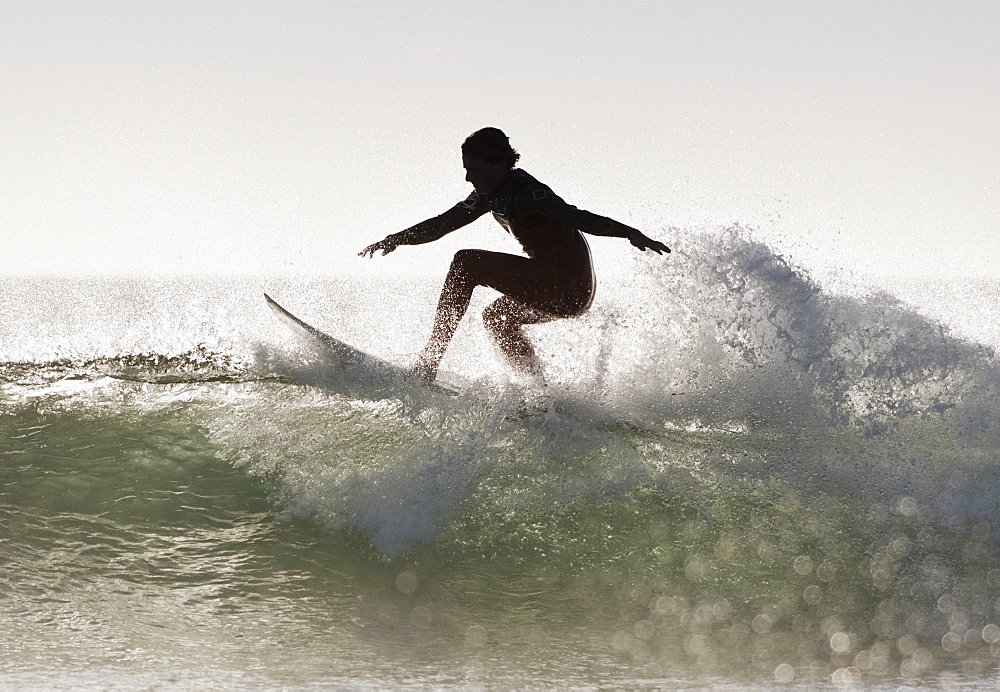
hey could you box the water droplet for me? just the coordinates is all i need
[773,663,795,683]
[982,623,1000,644]
[395,571,418,595]
[830,632,851,653]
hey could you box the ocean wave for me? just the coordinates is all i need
[3,228,1000,682]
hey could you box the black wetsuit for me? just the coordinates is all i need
[389,168,640,315]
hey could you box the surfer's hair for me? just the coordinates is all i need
[462,128,520,168]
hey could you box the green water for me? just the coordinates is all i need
[2,368,999,688]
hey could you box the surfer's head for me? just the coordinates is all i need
[462,127,520,169]
[462,128,518,194]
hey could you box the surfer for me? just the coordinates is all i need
[359,127,670,385]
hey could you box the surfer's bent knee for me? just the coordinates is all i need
[445,249,486,284]
[482,302,511,335]
[451,249,484,269]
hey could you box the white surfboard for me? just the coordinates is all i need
[264,293,458,397]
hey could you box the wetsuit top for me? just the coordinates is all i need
[389,168,640,262]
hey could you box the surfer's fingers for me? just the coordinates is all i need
[635,236,670,255]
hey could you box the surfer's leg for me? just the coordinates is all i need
[417,249,585,382]
[482,296,554,385]
[415,250,482,380]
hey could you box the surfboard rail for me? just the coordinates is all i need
[264,293,458,396]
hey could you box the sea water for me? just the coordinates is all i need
[2,227,999,688]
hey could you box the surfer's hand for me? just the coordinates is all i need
[628,230,670,255]
[359,237,399,258]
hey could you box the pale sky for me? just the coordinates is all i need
[2,0,997,279]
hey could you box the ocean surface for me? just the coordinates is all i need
[2,228,1000,688]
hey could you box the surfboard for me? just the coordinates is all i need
[264,293,459,397]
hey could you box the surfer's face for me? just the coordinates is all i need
[462,154,507,195]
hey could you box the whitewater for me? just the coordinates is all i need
[3,227,1000,688]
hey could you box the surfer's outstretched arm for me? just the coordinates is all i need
[526,192,671,255]
[359,199,489,258]
[572,211,670,255]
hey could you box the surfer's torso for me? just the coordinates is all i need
[391,168,642,314]
[465,169,592,263]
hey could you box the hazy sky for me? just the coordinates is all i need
[2,0,997,279]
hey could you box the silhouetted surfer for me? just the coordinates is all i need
[360,127,670,385]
